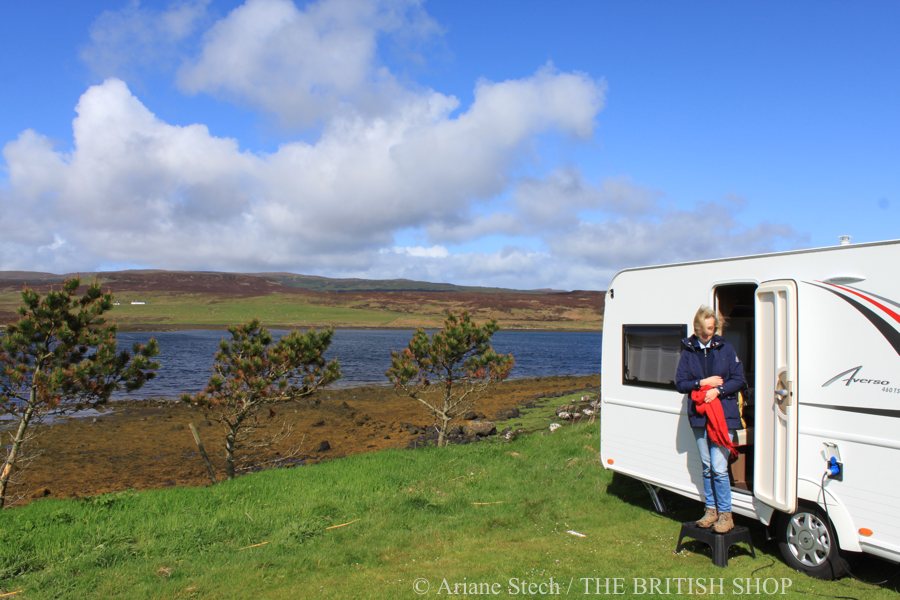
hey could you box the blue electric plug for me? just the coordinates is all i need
[826,456,843,480]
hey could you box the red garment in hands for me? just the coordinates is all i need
[691,386,738,459]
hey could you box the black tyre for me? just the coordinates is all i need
[776,506,848,579]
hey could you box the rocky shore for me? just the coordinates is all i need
[5,375,598,507]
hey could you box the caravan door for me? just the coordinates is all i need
[754,280,799,513]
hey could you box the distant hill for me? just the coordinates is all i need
[0,270,604,331]
[0,270,573,294]
[254,272,554,294]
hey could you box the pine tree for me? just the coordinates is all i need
[387,311,514,447]
[0,279,159,507]
[184,320,340,479]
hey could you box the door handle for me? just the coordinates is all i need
[775,372,793,409]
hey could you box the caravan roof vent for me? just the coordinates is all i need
[839,235,852,246]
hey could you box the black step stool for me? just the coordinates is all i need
[675,521,756,567]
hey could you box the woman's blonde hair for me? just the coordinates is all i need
[692,305,723,336]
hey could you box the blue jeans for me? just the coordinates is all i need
[693,427,735,512]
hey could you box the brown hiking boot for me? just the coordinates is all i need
[713,511,734,533]
[695,507,717,528]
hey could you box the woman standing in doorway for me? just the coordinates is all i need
[675,306,746,533]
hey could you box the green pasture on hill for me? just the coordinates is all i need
[97,293,408,329]
[0,291,410,330]
[1,392,897,599]
[0,289,600,331]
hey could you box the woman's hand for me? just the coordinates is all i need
[701,376,723,388]
[704,387,720,403]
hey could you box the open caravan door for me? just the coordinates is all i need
[754,280,799,513]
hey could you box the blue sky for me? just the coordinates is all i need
[1,0,897,290]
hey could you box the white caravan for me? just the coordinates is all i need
[599,239,900,578]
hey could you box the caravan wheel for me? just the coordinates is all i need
[776,506,848,580]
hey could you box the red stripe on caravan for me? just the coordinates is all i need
[824,282,900,325]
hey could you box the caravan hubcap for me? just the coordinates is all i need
[786,512,831,567]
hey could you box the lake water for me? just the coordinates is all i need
[115,329,602,400]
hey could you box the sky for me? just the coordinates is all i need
[0,1,897,291]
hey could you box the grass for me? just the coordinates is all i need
[0,289,602,331]
[0,290,423,330]
[1,290,602,331]
[497,390,597,433]
[2,401,898,598]
[100,292,410,329]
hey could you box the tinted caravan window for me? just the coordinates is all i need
[623,325,687,389]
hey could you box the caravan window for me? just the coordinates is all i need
[622,325,686,389]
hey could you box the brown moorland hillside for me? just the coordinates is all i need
[0,270,604,330]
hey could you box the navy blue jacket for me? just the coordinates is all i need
[675,334,746,429]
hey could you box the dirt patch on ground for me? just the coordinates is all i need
[5,375,598,507]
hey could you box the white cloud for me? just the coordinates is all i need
[81,0,211,80]
[0,72,801,289]
[390,245,449,259]
[513,170,661,227]
[366,245,552,290]
[425,213,522,244]
[3,129,68,203]
[38,234,68,252]
[0,0,807,290]
[546,199,807,283]
[0,69,606,282]
[177,0,436,126]
[65,79,261,229]
[420,170,664,248]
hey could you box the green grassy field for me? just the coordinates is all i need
[1,394,896,599]
[0,289,599,331]
[0,290,411,329]
[103,292,410,329]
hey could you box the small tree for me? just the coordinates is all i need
[184,320,341,480]
[386,311,514,447]
[0,279,159,508]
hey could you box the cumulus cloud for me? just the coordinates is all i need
[421,170,664,249]
[425,212,522,244]
[178,0,437,126]
[1,0,805,290]
[416,175,805,289]
[390,245,449,259]
[370,246,552,290]
[0,68,606,281]
[512,170,661,230]
[81,0,211,81]
[544,198,807,287]
[0,70,799,289]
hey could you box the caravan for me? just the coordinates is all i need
[599,239,899,578]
